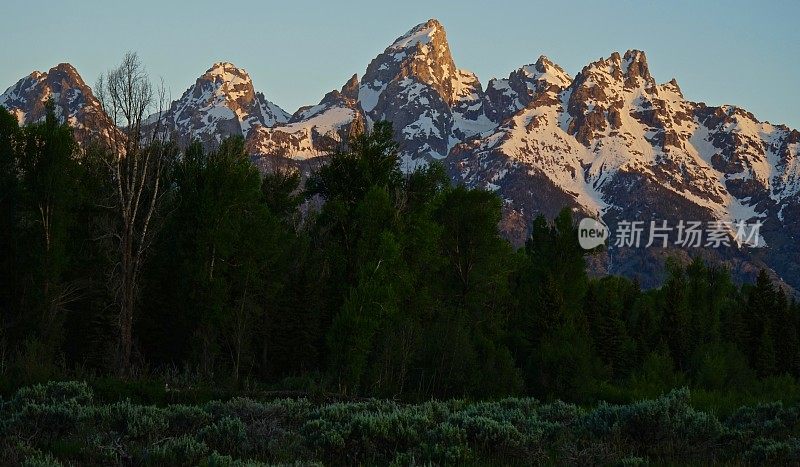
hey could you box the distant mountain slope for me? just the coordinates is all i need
[3,19,798,289]
[245,74,365,159]
[447,49,800,286]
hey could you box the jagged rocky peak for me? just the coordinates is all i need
[357,18,495,165]
[564,49,668,145]
[45,62,84,84]
[394,19,462,104]
[0,62,114,143]
[524,55,572,89]
[359,18,464,111]
[1,63,96,124]
[485,55,572,122]
[341,73,359,100]
[388,18,451,67]
[198,62,255,108]
[193,62,289,126]
[619,49,654,87]
[496,55,571,90]
[447,46,800,289]
[573,49,656,92]
[291,74,362,123]
[659,77,683,98]
[160,62,289,147]
[203,62,249,84]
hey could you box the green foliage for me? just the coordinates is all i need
[11,380,93,407]
[0,107,21,329]
[260,168,302,223]
[3,381,800,464]
[626,349,685,398]
[511,209,600,398]
[0,104,87,382]
[140,137,298,383]
[690,342,755,391]
[146,434,209,465]
[306,120,402,207]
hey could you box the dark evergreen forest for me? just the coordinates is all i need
[2,105,800,465]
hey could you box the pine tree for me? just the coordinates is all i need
[744,270,777,374]
[141,137,294,382]
[773,288,800,375]
[13,105,85,374]
[755,323,777,377]
[659,261,691,370]
[0,107,21,332]
[512,209,599,396]
[586,276,638,379]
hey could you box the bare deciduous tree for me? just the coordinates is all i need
[96,52,172,375]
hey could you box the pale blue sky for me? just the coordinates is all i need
[3,0,798,128]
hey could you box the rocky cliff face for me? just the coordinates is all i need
[484,56,572,124]
[246,74,365,160]
[0,63,115,144]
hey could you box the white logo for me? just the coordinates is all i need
[578,217,608,250]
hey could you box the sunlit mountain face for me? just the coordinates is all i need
[3,19,799,290]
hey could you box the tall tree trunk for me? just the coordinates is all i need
[96,52,169,377]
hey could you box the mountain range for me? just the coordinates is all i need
[2,19,798,289]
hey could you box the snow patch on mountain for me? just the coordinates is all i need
[248,106,357,160]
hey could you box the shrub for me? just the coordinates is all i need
[199,451,270,466]
[200,416,248,455]
[420,421,470,463]
[3,382,800,465]
[744,437,800,462]
[22,451,64,467]
[11,381,93,407]
[726,401,800,437]
[580,388,725,457]
[164,404,214,436]
[144,434,209,465]
[93,400,169,441]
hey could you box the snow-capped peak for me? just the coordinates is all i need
[246,73,365,161]
[356,18,497,164]
[202,62,253,89]
[521,55,572,90]
[0,62,114,144]
[358,18,462,111]
[389,19,443,51]
[156,62,289,147]
[4,23,800,291]
[483,56,572,124]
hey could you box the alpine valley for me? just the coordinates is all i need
[3,19,798,289]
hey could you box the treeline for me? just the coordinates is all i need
[1,102,799,404]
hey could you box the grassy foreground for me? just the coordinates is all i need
[1,381,799,465]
